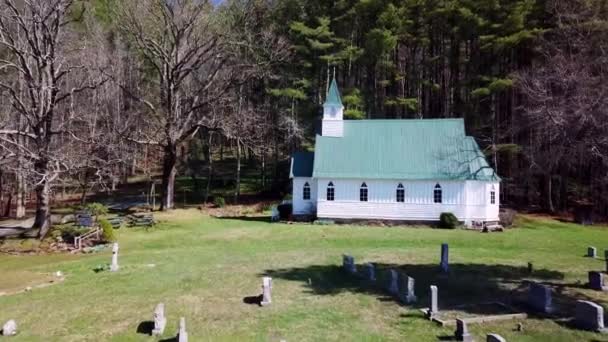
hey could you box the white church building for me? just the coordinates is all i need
[290,79,500,225]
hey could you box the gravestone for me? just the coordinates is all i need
[398,273,417,304]
[527,282,553,313]
[589,271,608,291]
[427,285,438,318]
[77,212,93,227]
[1,320,17,336]
[178,317,188,342]
[342,255,356,274]
[261,277,272,306]
[588,247,597,258]
[440,243,449,273]
[110,243,119,272]
[152,303,166,336]
[365,263,376,282]
[575,300,606,332]
[455,319,473,342]
[387,269,399,296]
[486,334,506,342]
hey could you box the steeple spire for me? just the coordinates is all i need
[325,78,342,106]
[322,77,344,137]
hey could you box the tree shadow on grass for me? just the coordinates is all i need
[262,262,604,318]
[136,321,154,335]
[215,216,272,223]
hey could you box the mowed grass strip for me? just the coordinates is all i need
[1,210,607,341]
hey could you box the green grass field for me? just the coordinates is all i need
[1,211,608,341]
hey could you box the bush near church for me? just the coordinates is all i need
[439,212,459,229]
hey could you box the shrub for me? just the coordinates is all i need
[98,218,116,242]
[439,212,459,229]
[499,209,516,227]
[84,202,109,217]
[51,224,87,243]
[213,196,226,208]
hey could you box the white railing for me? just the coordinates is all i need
[74,227,101,250]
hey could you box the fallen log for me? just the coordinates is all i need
[0,227,38,238]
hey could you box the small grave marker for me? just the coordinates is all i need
[527,282,553,314]
[261,277,272,306]
[342,255,356,274]
[589,271,608,291]
[440,243,449,273]
[1,320,17,336]
[486,333,506,342]
[588,246,597,258]
[178,317,188,342]
[427,285,438,319]
[398,273,417,304]
[455,319,473,342]
[387,269,399,296]
[152,303,166,336]
[575,300,606,332]
[365,263,376,282]
[110,243,119,272]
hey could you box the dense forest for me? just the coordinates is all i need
[0,0,606,238]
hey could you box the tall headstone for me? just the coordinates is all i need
[589,271,607,291]
[110,243,119,272]
[365,263,376,282]
[342,255,356,274]
[575,300,606,332]
[398,273,417,304]
[455,319,474,342]
[261,277,272,306]
[486,334,506,342]
[588,246,597,258]
[427,285,438,318]
[387,269,399,295]
[178,317,188,342]
[440,243,449,273]
[1,320,17,336]
[152,303,166,336]
[527,282,553,313]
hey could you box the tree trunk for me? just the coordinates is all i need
[160,144,177,211]
[15,171,26,218]
[545,174,555,213]
[204,133,214,204]
[33,166,52,239]
[234,138,241,204]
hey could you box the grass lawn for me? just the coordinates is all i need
[1,211,608,341]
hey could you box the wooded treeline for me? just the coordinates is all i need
[0,0,606,238]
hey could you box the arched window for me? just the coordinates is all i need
[303,182,311,200]
[396,183,405,203]
[490,185,496,205]
[360,182,368,202]
[326,182,335,201]
[433,183,442,204]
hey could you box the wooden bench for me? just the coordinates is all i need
[126,213,155,228]
[108,216,125,229]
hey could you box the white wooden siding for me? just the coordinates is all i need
[311,178,499,223]
[322,120,344,137]
[292,177,317,215]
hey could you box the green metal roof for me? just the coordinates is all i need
[290,152,314,178]
[324,78,342,106]
[312,119,500,181]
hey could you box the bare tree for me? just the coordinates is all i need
[515,0,608,211]
[0,1,106,237]
[117,0,285,210]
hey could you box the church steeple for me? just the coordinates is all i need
[322,78,344,137]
